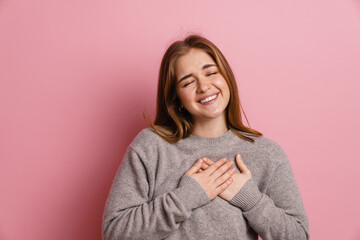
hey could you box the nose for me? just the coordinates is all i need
[196,77,210,93]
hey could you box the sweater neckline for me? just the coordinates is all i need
[178,129,237,148]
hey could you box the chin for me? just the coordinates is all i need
[199,111,225,120]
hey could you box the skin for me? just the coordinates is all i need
[200,154,252,201]
[175,48,252,201]
[185,158,235,200]
[175,48,230,138]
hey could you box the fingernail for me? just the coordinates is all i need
[203,157,208,162]
[199,159,203,163]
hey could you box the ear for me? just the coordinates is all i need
[179,105,186,112]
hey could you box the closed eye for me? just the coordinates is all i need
[184,80,195,87]
[206,72,217,76]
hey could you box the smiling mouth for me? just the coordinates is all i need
[199,93,219,104]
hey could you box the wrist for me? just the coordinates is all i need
[229,178,262,211]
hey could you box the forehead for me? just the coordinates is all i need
[175,48,215,75]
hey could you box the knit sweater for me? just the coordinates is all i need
[102,128,309,240]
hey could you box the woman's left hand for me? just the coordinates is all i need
[199,154,252,201]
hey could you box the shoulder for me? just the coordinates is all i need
[128,127,170,154]
[250,135,289,165]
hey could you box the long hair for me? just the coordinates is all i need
[147,34,262,143]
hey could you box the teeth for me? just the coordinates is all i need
[200,94,217,103]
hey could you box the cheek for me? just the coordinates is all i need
[224,84,230,99]
[215,78,230,96]
[176,89,192,105]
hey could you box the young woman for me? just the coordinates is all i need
[102,35,309,240]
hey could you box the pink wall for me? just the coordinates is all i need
[1,0,360,239]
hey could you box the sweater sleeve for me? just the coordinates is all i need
[102,147,210,240]
[229,151,309,240]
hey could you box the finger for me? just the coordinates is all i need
[185,158,203,176]
[236,154,250,175]
[201,162,210,170]
[214,167,236,186]
[209,160,234,180]
[203,157,215,165]
[203,158,227,175]
[215,176,233,194]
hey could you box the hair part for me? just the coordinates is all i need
[146,34,262,143]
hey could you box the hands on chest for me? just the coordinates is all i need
[185,154,252,201]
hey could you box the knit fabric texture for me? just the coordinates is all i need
[102,128,309,240]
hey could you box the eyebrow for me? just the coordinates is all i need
[178,64,217,83]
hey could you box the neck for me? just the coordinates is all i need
[191,116,229,138]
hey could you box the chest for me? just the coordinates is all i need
[146,144,274,200]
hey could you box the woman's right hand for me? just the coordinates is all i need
[185,158,236,200]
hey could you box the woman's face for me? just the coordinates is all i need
[175,48,230,124]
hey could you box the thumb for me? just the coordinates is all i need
[236,154,250,174]
[186,158,203,176]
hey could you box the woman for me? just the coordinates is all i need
[102,35,309,240]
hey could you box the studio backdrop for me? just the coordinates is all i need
[1,0,360,239]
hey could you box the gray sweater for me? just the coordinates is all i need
[103,128,309,240]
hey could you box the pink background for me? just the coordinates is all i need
[1,0,360,239]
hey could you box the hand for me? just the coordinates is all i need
[185,158,236,200]
[199,154,252,201]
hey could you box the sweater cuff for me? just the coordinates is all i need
[229,178,263,211]
[173,174,211,211]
